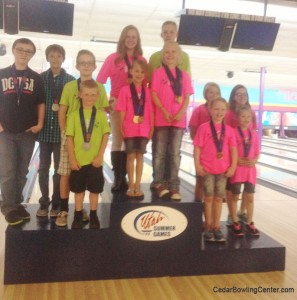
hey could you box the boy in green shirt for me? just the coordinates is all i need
[66,79,110,229]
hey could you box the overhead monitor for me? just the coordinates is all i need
[231,20,280,51]
[177,15,225,47]
[262,111,281,127]
[19,0,74,36]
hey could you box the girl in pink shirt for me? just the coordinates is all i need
[189,82,221,201]
[225,84,257,226]
[116,60,153,198]
[229,106,260,236]
[96,25,147,193]
[194,97,237,242]
[151,41,193,201]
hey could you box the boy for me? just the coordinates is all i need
[66,79,110,229]
[0,38,45,225]
[36,44,75,218]
[57,50,109,227]
[148,21,191,190]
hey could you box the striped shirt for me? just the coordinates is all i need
[38,68,75,143]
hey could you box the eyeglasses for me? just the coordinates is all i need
[78,62,95,67]
[14,47,35,56]
[235,93,248,97]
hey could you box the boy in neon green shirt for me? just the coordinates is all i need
[66,79,110,229]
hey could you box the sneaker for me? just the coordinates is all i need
[170,189,181,201]
[204,230,215,242]
[50,204,60,218]
[156,184,170,198]
[213,229,226,243]
[71,212,83,229]
[150,181,157,190]
[5,210,23,226]
[36,204,49,217]
[17,205,30,220]
[246,222,260,236]
[226,214,233,227]
[55,211,68,227]
[90,214,100,229]
[231,222,244,236]
[238,212,248,223]
[82,208,89,222]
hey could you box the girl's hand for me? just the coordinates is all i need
[238,157,247,166]
[196,165,207,177]
[162,109,174,122]
[174,111,183,121]
[245,158,257,167]
[225,166,236,178]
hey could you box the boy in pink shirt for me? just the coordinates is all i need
[151,41,193,201]
[229,106,260,236]
[194,97,237,242]
[96,25,147,193]
[116,60,153,198]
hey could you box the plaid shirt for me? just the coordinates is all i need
[38,68,75,143]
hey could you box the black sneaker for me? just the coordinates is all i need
[71,211,83,229]
[231,222,244,237]
[246,222,260,236]
[90,213,100,229]
[5,210,23,225]
[17,205,30,220]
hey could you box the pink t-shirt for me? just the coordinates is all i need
[189,103,210,128]
[151,67,193,128]
[193,122,236,174]
[225,109,257,130]
[96,52,147,98]
[115,85,153,138]
[230,128,259,185]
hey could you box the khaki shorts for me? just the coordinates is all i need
[57,131,71,176]
[203,173,227,198]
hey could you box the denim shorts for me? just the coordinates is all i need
[125,137,148,154]
[230,182,255,194]
[203,173,227,198]
[70,165,104,193]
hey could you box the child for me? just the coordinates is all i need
[0,38,45,225]
[66,80,110,229]
[97,25,147,193]
[116,60,153,198]
[229,105,260,236]
[151,41,193,201]
[36,44,75,218]
[194,97,237,242]
[189,82,221,201]
[225,84,257,225]
[148,20,191,190]
[57,50,109,227]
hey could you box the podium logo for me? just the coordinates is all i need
[121,206,188,241]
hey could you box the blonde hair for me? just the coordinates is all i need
[209,97,228,109]
[161,41,182,66]
[76,49,96,64]
[235,105,252,117]
[203,82,221,100]
[115,25,143,64]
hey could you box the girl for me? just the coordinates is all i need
[225,84,257,225]
[96,25,147,193]
[194,97,237,242]
[151,41,193,201]
[229,106,260,236]
[116,60,153,198]
[189,82,221,201]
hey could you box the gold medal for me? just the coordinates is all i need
[133,116,139,123]
[52,103,59,111]
[216,152,223,159]
[138,116,144,124]
[176,96,182,104]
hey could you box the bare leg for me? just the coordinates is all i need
[126,153,136,191]
[230,193,240,223]
[89,192,99,211]
[212,196,223,230]
[244,192,254,224]
[60,175,70,198]
[74,192,84,211]
[204,196,214,230]
[135,153,144,194]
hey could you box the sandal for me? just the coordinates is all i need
[126,189,135,197]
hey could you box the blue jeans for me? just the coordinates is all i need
[38,141,61,206]
[0,131,36,215]
[153,126,184,190]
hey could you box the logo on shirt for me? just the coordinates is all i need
[1,77,34,94]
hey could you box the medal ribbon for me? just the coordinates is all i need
[11,65,28,106]
[238,127,252,157]
[79,106,96,144]
[130,83,145,116]
[163,65,182,97]
[124,55,134,79]
[48,69,65,105]
[210,121,225,154]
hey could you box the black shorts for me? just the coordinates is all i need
[230,182,255,195]
[125,137,148,154]
[70,165,104,194]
